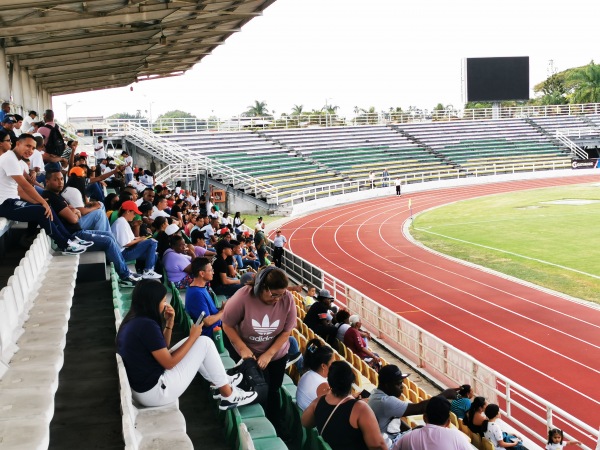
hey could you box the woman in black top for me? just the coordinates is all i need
[463,396,488,436]
[301,361,386,450]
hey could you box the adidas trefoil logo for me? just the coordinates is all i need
[252,314,280,336]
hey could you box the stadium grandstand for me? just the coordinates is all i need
[2,1,600,449]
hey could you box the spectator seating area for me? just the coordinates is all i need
[0,230,80,448]
[156,117,581,204]
[397,119,570,173]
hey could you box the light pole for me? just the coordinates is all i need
[65,100,81,124]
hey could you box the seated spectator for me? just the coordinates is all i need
[185,213,198,236]
[135,187,155,207]
[296,339,333,411]
[344,315,381,370]
[393,396,472,450]
[202,216,219,246]
[104,192,119,211]
[304,286,317,308]
[110,200,162,280]
[185,257,223,338]
[301,360,387,450]
[61,172,112,233]
[222,266,297,423]
[0,134,86,255]
[208,205,219,220]
[42,168,141,286]
[451,384,473,420]
[233,211,245,237]
[368,365,459,444]
[137,201,154,237]
[190,229,216,258]
[211,240,243,297]
[163,234,196,289]
[116,280,257,410]
[151,195,171,220]
[153,216,170,259]
[304,289,338,345]
[463,396,488,436]
[483,404,528,450]
[242,238,260,270]
[335,309,351,341]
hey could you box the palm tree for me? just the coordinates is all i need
[245,100,269,117]
[291,104,304,116]
[322,104,339,115]
[568,61,600,103]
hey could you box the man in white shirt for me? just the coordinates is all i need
[0,134,86,254]
[110,200,161,280]
[121,151,134,185]
[272,228,287,268]
[394,396,472,450]
[94,136,106,161]
[61,173,111,233]
[22,111,37,134]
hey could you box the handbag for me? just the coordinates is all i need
[227,358,268,405]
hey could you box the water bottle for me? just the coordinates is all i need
[213,326,226,354]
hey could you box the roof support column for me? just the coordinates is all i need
[0,47,10,103]
[20,67,32,115]
[11,57,24,113]
[28,76,39,114]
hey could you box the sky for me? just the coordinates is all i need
[54,0,600,122]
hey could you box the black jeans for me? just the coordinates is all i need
[0,199,73,249]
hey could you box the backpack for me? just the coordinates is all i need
[43,124,66,156]
[226,358,268,405]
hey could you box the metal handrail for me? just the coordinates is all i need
[279,245,600,449]
[555,130,587,159]
[122,122,280,203]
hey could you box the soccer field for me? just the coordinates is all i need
[410,183,600,304]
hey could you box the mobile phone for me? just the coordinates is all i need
[195,311,206,326]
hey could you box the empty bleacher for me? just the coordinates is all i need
[397,118,570,174]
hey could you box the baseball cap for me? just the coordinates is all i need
[69,166,87,178]
[165,223,180,236]
[317,289,334,300]
[2,115,15,124]
[78,152,88,158]
[120,200,142,214]
[349,315,360,325]
[378,365,409,385]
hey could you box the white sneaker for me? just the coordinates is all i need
[61,243,87,255]
[71,236,94,247]
[219,387,258,410]
[142,269,162,279]
[211,373,244,399]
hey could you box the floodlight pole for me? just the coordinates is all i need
[492,102,500,120]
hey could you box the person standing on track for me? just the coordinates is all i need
[272,228,287,268]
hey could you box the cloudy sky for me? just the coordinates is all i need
[54,0,599,121]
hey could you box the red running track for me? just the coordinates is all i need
[280,176,600,438]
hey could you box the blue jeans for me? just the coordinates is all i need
[125,173,133,185]
[0,199,73,249]
[79,208,111,233]
[121,238,157,271]
[86,182,105,202]
[288,336,303,371]
[75,230,131,278]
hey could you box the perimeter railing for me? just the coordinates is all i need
[70,102,600,134]
[287,159,571,206]
[277,244,600,449]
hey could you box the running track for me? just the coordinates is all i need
[280,176,600,438]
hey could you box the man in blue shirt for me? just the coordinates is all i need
[185,257,223,337]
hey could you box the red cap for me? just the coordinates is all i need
[120,200,142,214]
[78,152,88,158]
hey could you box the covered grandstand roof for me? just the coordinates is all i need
[0,0,275,95]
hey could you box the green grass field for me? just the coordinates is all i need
[410,183,600,304]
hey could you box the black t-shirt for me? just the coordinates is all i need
[42,190,81,234]
[303,301,330,330]
[211,256,229,290]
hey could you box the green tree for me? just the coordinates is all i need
[322,104,339,115]
[567,61,600,103]
[291,104,304,115]
[108,112,139,119]
[157,110,196,119]
[244,100,269,117]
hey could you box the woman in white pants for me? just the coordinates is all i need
[116,279,257,410]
